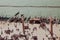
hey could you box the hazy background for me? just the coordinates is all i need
[0,0,60,18]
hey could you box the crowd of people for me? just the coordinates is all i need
[0,15,59,40]
[0,16,60,24]
[0,21,40,40]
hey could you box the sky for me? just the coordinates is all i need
[0,0,60,18]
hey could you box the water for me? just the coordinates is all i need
[0,0,60,18]
[0,7,60,18]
